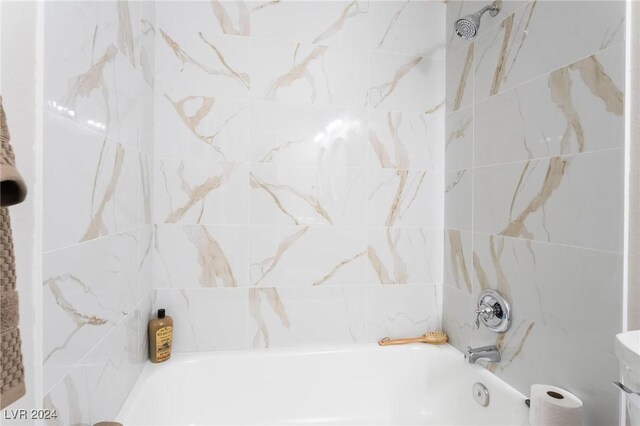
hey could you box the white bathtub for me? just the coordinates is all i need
[116,344,529,425]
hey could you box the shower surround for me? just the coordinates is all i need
[42,1,446,424]
[38,1,629,425]
[443,1,626,425]
[42,1,154,423]
[151,0,446,352]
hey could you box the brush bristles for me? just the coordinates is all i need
[424,331,448,344]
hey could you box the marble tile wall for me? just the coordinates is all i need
[151,0,446,352]
[42,1,154,424]
[443,1,625,425]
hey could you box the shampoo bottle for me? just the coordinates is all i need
[149,309,173,363]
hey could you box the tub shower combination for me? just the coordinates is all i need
[40,0,629,424]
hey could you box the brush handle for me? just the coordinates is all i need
[378,336,427,346]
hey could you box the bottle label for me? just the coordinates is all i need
[155,326,173,362]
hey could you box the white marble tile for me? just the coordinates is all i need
[44,0,144,147]
[470,318,620,426]
[153,158,248,225]
[445,42,473,114]
[248,226,367,287]
[442,285,474,352]
[365,284,442,341]
[44,113,141,252]
[137,225,154,302]
[155,29,251,98]
[249,286,366,348]
[155,92,250,162]
[369,0,445,57]
[366,227,442,285]
[154,224,248,288]
[368,169,443,228]
[139,153,153,226]
[473,149,624,251]
[139,1,156,88]
[81,0,142,69]
[153,288,249,352]
[251,38,368,109]
[443,229,473,294]
[472,233,622,353]
[445,106,473,171]
[45,305,148,425]
[84,309,140,424]
[474,45,625,167]
[139,83,154,155]
[250,102,367,168]
[250,163,366,226]
[367,51,444,113]
[367,110,444,171]
[251,0,370,49]
[474,0,626,102]
[156,1,251,36]
[43,231,138,393]
[136,293,153,366]
[43,366,90,426]
[444,169,472,231]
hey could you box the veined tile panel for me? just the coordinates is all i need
[153,288,250,352]
[366,227,442,285]
[44,303,146,425]
[367,51,444,113]
[369,0,445,57]
[250,164,366,226]
[153,158,249,225]
[472,233,622,352]
[474,0,626,102]
[250,102,367,168]
[249,286,366,348]
[368,169,443,228]
[140,1,156,88]
[443,229,472,294]
[44,113,142,251]
[473,149,624,251]
[154,224,249,288]
[251,0,369,49]
[80,0,142,69]
[474,45,625,167]
[44,0,144,148]
[365,284,442,341]
[251,38,368,108]
[155,93,250,162]
[442,285,474,350]
[445,106,473,171]
[444,169,472,231]
[155,29,251,98]
[445,43,473,114]
[248,226,367,287]
[471,316,619,426]
[368,110,444,172]
[43,231,138,393]
[156,1,251,36]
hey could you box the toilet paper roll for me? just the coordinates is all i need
[529,384,583,426]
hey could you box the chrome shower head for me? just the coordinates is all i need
[455,1,501,39]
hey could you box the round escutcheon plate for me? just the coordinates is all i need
[473,382,490,407]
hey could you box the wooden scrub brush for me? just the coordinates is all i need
[378,331,448,346]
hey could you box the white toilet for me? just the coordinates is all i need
[615,330,640,425]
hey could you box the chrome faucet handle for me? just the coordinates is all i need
[474,289,512,333]
[474,304,494,329]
